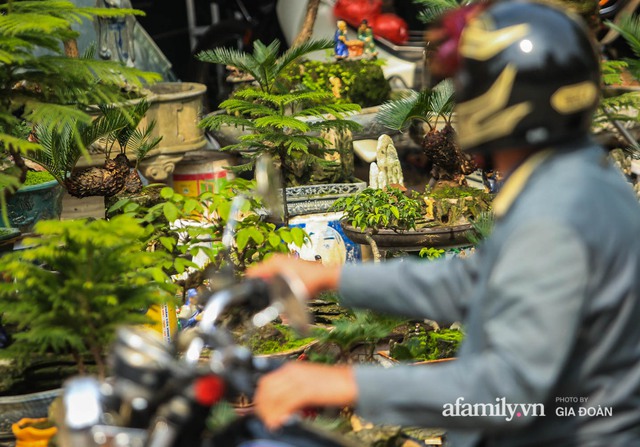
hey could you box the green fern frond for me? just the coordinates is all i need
[294,103,361,120]
[278,90,333,104]
[606,15,640,59]
[128,122,162,164]
[24,102,92,131]
[307,119,363,134]
[273,38,334,78]
[199,113,254,131]
[234,89,302,107]
[376,79,455,131]
[0,13,75,36]
[196,47,258,80]
[0,133,41,154]
[285,139,310,154]
[415,0,465,24]
[429,78,456,117]
[377,90,428,130]
[252,39,281,84]
[219,98,277,117]
[253,115,310,132]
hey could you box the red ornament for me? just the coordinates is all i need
[371,13,409,45]
[333,0,383,28]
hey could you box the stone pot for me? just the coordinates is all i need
[79,82,208,184]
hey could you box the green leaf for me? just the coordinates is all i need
[236,229,250,251]
[290,227,306,247]
[159,237,175,251]
[280,230,294,244]
[266,233,279,248]
[163,202,179,222]
[246,227,264,244]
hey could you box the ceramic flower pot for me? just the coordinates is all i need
[1,180,64,233]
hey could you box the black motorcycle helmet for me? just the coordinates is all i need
[454,0,601,155]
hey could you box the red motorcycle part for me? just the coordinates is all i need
[194,375,226,406]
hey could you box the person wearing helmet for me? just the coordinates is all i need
[248,1,640,445]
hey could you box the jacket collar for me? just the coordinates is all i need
[492,149,553,218]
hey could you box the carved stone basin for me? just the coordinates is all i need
[78,82,208,182]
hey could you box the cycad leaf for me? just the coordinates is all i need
[606,15,640,59]
[274,38,334,77]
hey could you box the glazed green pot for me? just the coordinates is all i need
[1,180,64,233]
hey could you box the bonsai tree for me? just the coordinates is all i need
[0,0,159,219]
[196,39,363,220]
[0,215,177,379]
[376,79,476,187]
[27,100,161,200]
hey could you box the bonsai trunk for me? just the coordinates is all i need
[64,153,142,199]
[292,0,321,47]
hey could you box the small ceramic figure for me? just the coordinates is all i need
[329,76,342,98]
[357,20,377,58]
[95,0,136,67]
[334,20,349,59]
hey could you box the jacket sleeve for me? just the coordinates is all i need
[338,251,482,323]
[351,221,589,431]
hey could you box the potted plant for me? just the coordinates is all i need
[376,78,478,187]
[27,100,162,208]
[196,39,366,221]
[332,184,491,260]
[0,215,177,380]
[0,214,176,436]
[0,0,159,227]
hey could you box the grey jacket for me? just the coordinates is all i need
[339,139,640,447]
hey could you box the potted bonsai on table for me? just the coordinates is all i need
[0,215,177,435]
[0,0,159,229]
[196,38,367,221]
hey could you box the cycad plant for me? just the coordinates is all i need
[0,0,159,213]
[376,79,475,186]
[28,101,161,199]
[197,39,363,220]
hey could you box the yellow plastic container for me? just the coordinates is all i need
[146,303,178,343]
[12,418,57,447]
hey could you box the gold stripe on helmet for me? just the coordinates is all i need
[456,64,532,150]
[551,81,598,114]
[460,21,530,61]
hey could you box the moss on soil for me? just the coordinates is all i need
[22,170,55,187]
[241,323,320,355]
[390,327,463,362]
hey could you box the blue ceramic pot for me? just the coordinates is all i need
[1,180,64,233]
